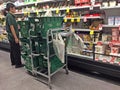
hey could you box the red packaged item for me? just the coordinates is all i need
[80,0,91,6]
[112,36,118,41]
[111,47,119,54]
[112,28,119,36]
[80,0,90,3]
[74,0,80,5]
[110,57,117,64]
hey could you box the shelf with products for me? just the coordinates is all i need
[102,25,119,27]
[73,28,102,32]
[14,4,101,15]
[100,0,120,10]
[67,53,93,60]
[16,0,54,7]
[101,5,120,10]
[94,25,120,65]
[64,16,102,20]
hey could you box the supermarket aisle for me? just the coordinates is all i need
[0,50,120,90]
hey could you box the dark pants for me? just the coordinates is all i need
[9,41,22,66]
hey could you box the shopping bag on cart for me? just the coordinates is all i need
[53,33,65,63]
[67,33,85,54]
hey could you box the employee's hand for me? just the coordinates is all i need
[15,38,19,43]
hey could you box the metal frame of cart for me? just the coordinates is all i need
[28,28,69,89]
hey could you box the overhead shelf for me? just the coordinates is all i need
[101,5,120,10]
[14,4,101,15]
[16,0,54,7]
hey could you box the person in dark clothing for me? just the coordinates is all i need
[5,3,24,68]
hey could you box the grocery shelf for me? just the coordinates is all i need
[102,25,119,27]
[74,28,102,32]
[101,5,120,10]
[95,52,120,58]
[82,50,93,53]
[84,41,91,44]
[67,53,93,60]
[64,16,102,20]
[95,60,120,67]
[110,53,120,57]
[95,41,120,46]
[16,0,54,7]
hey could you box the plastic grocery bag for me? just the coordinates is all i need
[53,33,65,63]
[67,33,85,54]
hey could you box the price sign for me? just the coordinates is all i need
[64,18,67,22]
[24,12,27,15]
[90,30,94,35]
[72,29,75,32]
[66,8,70,13]
[56,8,59,14]
[28,12,30,16]
[71,18,74,22]
[77,18,80,22]
[36,10,39,15]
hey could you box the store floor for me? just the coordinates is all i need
[0,50,120,90]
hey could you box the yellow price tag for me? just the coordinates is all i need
[28,12,30,16]
[64,18,67,22]
[36,11,39,15]
[71,18,74,22]
[24,12,27,15]
[77,18,80,22]
[66,8,70,13]
[56,8,59,14]
[90,30,94,35]
[72,29,75,32]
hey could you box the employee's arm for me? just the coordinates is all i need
[10,25,19,43]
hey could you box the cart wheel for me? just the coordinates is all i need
[27,70,33,75]
[49,85,52,90]
[65,69,69,75]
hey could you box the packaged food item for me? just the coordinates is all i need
[111,47,119,54]
[109,1,116,7]
[108,16,114,25]
[114,16,120,25]
[112,28,119,36]
[102,2,108,7]
[95,45,105,54]
[112,36,118,41]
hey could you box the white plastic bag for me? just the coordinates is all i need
[67,33,85,54]
[53,33,65,63]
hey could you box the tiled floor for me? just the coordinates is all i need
[0,50,120,90]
